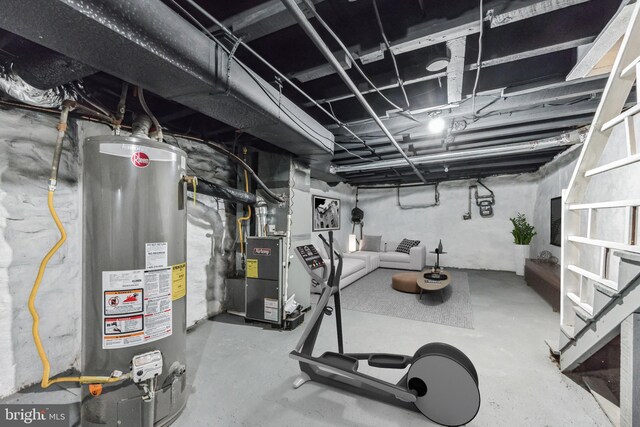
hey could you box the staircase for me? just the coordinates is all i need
[559,3,640,426]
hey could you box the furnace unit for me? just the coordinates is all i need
[245,237,285,325]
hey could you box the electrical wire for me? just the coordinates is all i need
[303,0,416,120]
[372,0,411,109]
[171,0,379,162]
[471,0,484,117]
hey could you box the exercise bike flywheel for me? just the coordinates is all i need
[407,343,481,426]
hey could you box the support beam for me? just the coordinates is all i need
[620,312,640,427]
[489,0,590,28]
[293,0,596,84]
[446,37,466,103]
[208,0,324,42]
[315,36,595,106]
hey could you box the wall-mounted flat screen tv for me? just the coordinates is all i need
[550,196,562,247]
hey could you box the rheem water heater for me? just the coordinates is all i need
[82,129,188,426]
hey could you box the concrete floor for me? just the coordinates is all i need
[2,269,611,426]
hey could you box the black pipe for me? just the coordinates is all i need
[187,177,257,205]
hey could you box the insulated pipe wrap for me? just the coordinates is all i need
[189,178,257,205]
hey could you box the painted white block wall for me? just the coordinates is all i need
[0,108,85,399]
[357,176,538,271]
[531,147,580,260]
[0,108,233,397]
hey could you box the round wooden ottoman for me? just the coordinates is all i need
[391,272,421,293]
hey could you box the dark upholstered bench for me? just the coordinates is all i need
[524,259,560,312]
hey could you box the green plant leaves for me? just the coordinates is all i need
[509,212,536,244]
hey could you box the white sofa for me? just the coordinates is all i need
[347,240,426,271]
[311,236,373,291]
[311,236,426,293]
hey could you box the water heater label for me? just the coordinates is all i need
[102,268,173,349]
[104,315,143,335]
[172,263,186,301]
[104,289,143,316]
[146,242,168,269]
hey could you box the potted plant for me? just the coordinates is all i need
[510,213,536,276]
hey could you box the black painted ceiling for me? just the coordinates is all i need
[0,0,629,184]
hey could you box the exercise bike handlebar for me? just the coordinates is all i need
[318,232,343,289]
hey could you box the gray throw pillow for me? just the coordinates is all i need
[360,235,381,252]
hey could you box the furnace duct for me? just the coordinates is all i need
[0,65,77,108]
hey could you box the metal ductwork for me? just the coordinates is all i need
[0,0,334,167]
[333,128,589,174]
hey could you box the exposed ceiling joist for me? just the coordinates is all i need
[446,37,466,103]
[292,11,481,83]
[292,0,595,84]
[313,36,594,106]
[489,0,590,28]
[207,0,324,42]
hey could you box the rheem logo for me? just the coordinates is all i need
[131,152,150,168]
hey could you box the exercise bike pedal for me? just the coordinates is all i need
[319,352,359,371]
[367,354,411,369]
[323,306,334,316]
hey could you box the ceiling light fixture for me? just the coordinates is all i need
[428,117,447,134]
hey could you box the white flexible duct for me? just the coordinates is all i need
[0,65,76,108]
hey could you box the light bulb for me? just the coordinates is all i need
[428,117,446,134]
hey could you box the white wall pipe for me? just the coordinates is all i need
[334,128,588,173]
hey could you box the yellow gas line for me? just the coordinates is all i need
[237,148,252,256]
[237,168,252,256]
[28,106,129,388]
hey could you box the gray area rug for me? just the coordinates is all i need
[313,268,474,329]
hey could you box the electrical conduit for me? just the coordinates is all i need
[28,101,130,388]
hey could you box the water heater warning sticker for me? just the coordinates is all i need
[104,315,143,335]
[104,289,143,316]
[102,268,173,349]
[172,263,186,301]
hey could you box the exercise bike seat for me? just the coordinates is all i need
[319,352,359,371]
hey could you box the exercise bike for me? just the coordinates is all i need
[292,232,480,426]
